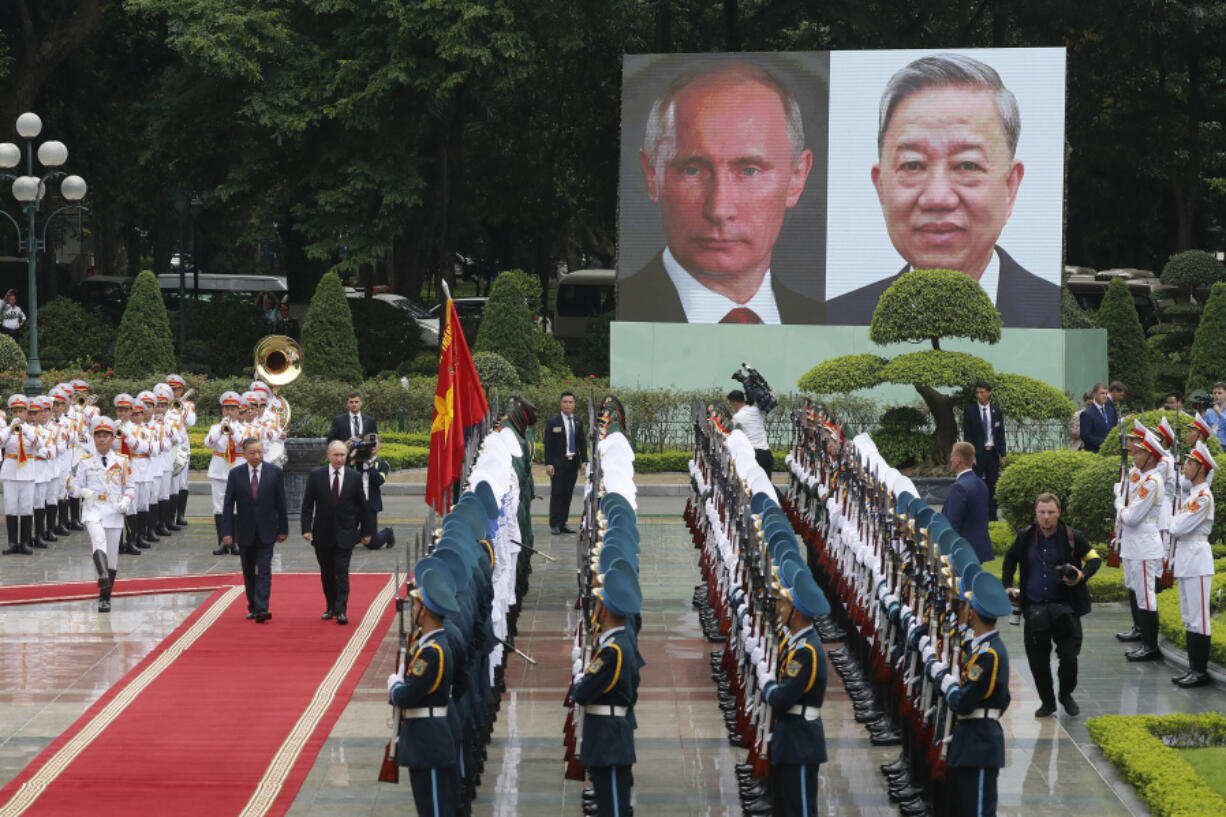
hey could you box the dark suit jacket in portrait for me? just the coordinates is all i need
[825,247,1059,328]
[327,412,378,444]
[944,469,993,562]
[220,462,289,546]
[618,251,825,324]
[1079,401,1118,454]
[962,402,1007,462]
[300,465,376,548]
[543,413,588,468]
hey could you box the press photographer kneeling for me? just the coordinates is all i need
[1001,492,1101,718]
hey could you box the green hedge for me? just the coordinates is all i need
[995,449,1098,530]
[1088,713,1226,817]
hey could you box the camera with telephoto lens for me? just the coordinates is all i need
[731,363,777,414]
[1055,563,1080,582]
[348,433,378,468]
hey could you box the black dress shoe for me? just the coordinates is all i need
[1175,671,1212,688]
[1125,645,1161,662]
[336,613,349,625]
[212,545,229,556]
[321,610,334,620]
[559,525,576,534]
[1059,693,1080,716]
[1115,626,1142,642]
[246,612,256,620]
[550,527,562,535]
[1035,701,1057,717]
[256,611,270,623]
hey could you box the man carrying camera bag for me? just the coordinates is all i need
[1001,493,1102,718]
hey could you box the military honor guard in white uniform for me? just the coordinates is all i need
[205,391,245,555]
[167,373,195,526]
[71,417,135,612]
[1114,429,1168,661]
[2,395,42,555]
[1167,440,1217,687]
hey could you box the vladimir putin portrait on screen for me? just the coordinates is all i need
[826,53,1059,327]
[620,62,824,325]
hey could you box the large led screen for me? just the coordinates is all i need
[617,48,1066,328]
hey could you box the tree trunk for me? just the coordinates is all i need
[916,385,956,464]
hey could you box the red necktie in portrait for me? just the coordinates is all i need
[719,307,763,324]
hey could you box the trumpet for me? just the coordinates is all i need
[221,422,232,435]
[172,388,197,412]
[10,420,21,433]
[73,394,98,410]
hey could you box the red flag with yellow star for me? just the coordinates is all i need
[426,298,488,514]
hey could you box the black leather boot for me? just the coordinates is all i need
[212,513,229,555]
[143,510,159,542]
[68,498,84,531]
[42,505,58,541]
[93,549,112,593]
[1175,632,1213,687]
[99,568,116,612]
[2,515,21,555]
[32,509,48,548]
[55,499,71,535]
[1125,610,1162,661]
[119,519,141,556]
[164,499,181,531]
[130,513,151,548]
[156,501,173,535]
[16,515,33,554]
[176,489,189,525]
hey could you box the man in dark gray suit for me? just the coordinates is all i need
[301,440,375,625]
[826,53,1059,328]
[220,438,288,622]
[944,442,994,563]
[622,62,823,325]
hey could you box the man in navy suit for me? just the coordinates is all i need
[543,392,588,534]
[1079,383,1118,454]
[301,440,375,625]
[962,381,1007,520]
[220,438,289,622]
[945,442,993,562]
[327,391,378,446]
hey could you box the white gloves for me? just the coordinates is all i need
[929,661,948,681]
[940,674,957,696]
[386,672,403,694]
[922,644,936,663]
[119,497,133,516]
[572,658,583,678]
[756,663,772,691]
[79,488,96,503]
[571,645,581,662]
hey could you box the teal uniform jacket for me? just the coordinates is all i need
[390,629,456,768]
[573,626,638,767]
[763,625,828,766]
[942,629,1010,768]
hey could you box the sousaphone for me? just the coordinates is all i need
[254,334,302,465]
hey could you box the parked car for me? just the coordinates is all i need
[1064,267,1172,330]
[71,275,133,324]
[344,288,439,346]
[553,268,615,345]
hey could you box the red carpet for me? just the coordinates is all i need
[0,571,399,817]
[0,573,242,606]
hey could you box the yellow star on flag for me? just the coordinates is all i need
[432,386,454,440]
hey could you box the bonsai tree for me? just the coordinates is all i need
[798,269,1073,464]
[301,271,363,384]
[1096,276,1154,404]
[1150,251,1226,394]
[115,270,176,377]
[474,272,539,384]
[1187,282,1226,395]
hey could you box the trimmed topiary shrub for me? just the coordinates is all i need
[799,354,888,394]
[20,297,115,369]
[995,449,1098,530]
[1160,249,1226,290]
[1062,286,1096,329]
[114,270,176,377]
[348,298,421,378]
[474,273,539,384]
[1097,276,1155,403]
[0,333,27,376]
[869,268,1002,346]
[472,351,521,393]
[576,313,611,378]
[990,372,1075,421]
[301,271,363,384]
[872,406,932,469]
[532,331,570,377]
[1187,282,1226,396]
[1064,455,1124,544]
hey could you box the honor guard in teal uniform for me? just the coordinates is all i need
[760,568,829,817]
[387,563,461,817]
[927,570,1012,817]
[572,562,641,817]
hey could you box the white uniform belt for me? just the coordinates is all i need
[584,705,628,717]
[786,705,822,720]
[402,706,448,719]
[961,707,1002,721]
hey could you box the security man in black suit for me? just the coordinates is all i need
[572,563,641,817]
[388,561,461,817]
[219,438,288,622]
[927,570,1012,817]
[327,391,378,445]
[761,569,829,817]
[300,440,375,624]
[544,391,587,534]
[962,381,1006,520]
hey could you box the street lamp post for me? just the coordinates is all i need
[170,187,204,362]
[0,113,87,395]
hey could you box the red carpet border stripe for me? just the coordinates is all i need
[0,585,246,817]
[0,573,242,606]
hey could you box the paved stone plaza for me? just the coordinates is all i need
[0,485,1221,816]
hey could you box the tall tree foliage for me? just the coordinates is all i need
[1096,277,1155,403]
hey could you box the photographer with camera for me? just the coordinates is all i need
[728,363,776,477]
[1001,493,1101,718]
[349,433,395,550]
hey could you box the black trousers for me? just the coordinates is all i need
[948,766,998,817]
[549,457,580,528]
[754,448,774,478]
[588,765,632,817]
[313,543,354,614]
[771,763,818,817]
[973,449,1000,519]
[1023,602,1083,705]
[408,766,458,817]
[238,539,275,613]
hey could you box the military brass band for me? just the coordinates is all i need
[563,394,643,817]
[687,399,1016,817]
[385,393,540,817]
